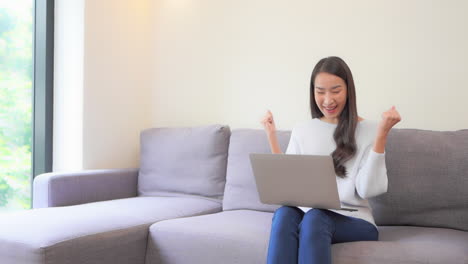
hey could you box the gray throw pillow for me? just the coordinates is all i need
[222,129,291,212]
[138,124,231,200]
[369,128,468,231]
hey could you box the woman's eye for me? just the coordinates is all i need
[332,91,340,94]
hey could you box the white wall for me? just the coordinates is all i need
[53,0,84,171]
[82,0,153,169]
[54,0,152,171]
[150,0,468,131]
[54,0,468,170]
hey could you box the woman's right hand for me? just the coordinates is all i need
[260,110,282,153]
[260,110,277,136]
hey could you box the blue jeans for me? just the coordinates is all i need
[266,206,378,264]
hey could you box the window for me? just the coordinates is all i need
[0,0,53,212]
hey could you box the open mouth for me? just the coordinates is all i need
[324,106,337,113]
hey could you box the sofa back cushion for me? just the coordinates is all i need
[369,128,468,231]
[138,124,230,200]
[222,129,291,212]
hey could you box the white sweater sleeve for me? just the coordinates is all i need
[285,127,300,155]
[355,144,388,199]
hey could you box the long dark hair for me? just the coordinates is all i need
[309,56,358,178]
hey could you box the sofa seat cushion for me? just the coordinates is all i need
[146,210,273,264]
[0,197,221,264]
[146,210,468,264]
[333,226,468,264]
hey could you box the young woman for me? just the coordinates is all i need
[260,56,401,264]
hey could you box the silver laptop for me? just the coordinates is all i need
[249,153,358,212]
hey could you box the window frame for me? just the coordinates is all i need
[32,0,54,181]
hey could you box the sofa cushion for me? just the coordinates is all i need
[0,196,221,264]
[138,124,230,200]
[222,129,291,212]
[332,226,468,264]
[369,128,468,231]
[146,210,273,264]
[146,210,468,264]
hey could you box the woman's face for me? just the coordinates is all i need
[314,72,348,124]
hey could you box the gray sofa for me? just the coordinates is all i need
[0,124,467,264]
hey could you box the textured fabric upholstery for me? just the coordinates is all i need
[332,226,468,264]
[147,210,468,264]
[33,168,139,208]
[369,129,468,231]
[0,197,221,264]
[222,129,291,212]
[146,210,273,264]
[138,124,230,200]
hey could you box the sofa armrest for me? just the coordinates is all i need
[32,168,139,208]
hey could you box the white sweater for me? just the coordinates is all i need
[285,118,388,227]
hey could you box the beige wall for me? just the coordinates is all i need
[54,0,468,170]
[82,0,153,169]
[151,0,468,131]
[54,0,153,171]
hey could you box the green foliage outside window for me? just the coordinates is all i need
[0,0,33,211]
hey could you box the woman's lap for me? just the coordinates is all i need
[272,206,378,243]
[268,206,378,264]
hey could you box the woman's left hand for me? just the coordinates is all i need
[378,106,402,136]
